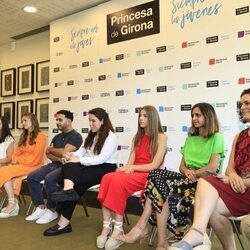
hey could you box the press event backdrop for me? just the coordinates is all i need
[49,0,250,171]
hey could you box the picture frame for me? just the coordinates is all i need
[36,60,50,92]
[35,98,49,128]
[0,102,15,129]
[17,99,33,129]
[17,64,34,94]
[0,68,16,97]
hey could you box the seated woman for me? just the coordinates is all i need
[120,103,224,250]
[0,116,15,166]
[44,108,118,236]
[0,112,46,218]
[96,105,167,250]
[169,88,250,250]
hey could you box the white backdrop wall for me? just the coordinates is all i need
[47,0,250,171]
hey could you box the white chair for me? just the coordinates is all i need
[229,215,248,250]
[0,176,27,211]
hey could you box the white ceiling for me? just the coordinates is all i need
[0,0,110,46]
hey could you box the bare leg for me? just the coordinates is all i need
[3,180,16,213]
[57,214,70,229]
[156,199,170,249]
[177,179,220,246]
[63,179,74,190]
[112,213,124,237]
[209,198,236,250]
[120,198,153,243]
[100,205,112,237]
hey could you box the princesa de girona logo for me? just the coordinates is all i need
[107,0,160,44]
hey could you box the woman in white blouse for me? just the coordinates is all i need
[0,117,14,166]
[43,107,118,236]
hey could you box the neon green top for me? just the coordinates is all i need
[180,132,224,170]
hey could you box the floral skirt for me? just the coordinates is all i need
[141,169,197,240]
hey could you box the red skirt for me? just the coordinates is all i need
[98,171,149,215]
[202,176,250,216]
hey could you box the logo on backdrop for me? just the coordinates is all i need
[236,6,249,15]
[236,53,250,61]
[107,0,159,44]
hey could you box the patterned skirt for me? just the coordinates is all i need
[141,169,197,240]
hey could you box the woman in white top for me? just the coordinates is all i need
[0,117,14,166]
[44,107,118,236]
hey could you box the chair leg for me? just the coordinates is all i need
[148,225,157,246]
[230,220,245,250]
[81,196,89,217]
[123,213,130,225]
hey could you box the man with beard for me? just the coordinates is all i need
[25,110,83,224]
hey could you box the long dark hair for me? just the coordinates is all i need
[0,116,14,143]
[238,88,250,123]
[84,108,115,154]
[134,105,164,160]
[18,112,41,146]
[189,102,220,137]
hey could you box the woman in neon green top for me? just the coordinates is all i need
[119,103,224,250]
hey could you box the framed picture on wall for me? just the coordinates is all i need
[0,102,15,129]
[35,98,49,128]
[36,60,50,92]
[17,64,34,94]
[17,99,33,129]
[0,68,16,97]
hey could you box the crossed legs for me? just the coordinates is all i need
[174,178,236,250]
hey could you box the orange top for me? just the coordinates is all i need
[12,131,46,167]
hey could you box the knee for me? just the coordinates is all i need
[27,171,37,183]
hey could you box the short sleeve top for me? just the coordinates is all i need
[181,132,224,170]
[0,135,14,166]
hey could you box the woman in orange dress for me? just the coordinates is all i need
[0,112,46,218]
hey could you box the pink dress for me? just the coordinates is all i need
[202,128,250,216]
[98,134,151,215]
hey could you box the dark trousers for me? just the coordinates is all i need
[58,163,116,220]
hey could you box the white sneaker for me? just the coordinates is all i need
[36,209,58,224]
[25,207,46,221]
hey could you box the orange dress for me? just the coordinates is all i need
[0,132,46,195]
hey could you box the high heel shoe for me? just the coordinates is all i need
[119,226,148,244]
[0,198,19,218]
[168,228,211,250]
[96,218,113,249]
[105,221,124,250]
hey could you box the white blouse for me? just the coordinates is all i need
[73,131,118,166]
[0,135,14,166]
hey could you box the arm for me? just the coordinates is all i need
[225,133,247,193]
[64,133,117,166]
[0,141,14,165]
[46,144,79,162]
[118,133,167,173]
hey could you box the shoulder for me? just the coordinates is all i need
[212,132,224,141]
[5,135,15,142]
[106,131,118,142]
[37,131,46,139]
[158,132,167,141]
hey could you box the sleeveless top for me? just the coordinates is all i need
[134,134,151,165]
[234,128,250,178]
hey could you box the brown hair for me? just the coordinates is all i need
[18,112,40,146]
[188,103,219,137]
[84,108,115,154]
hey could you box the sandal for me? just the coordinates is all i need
[168,228,211,250]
